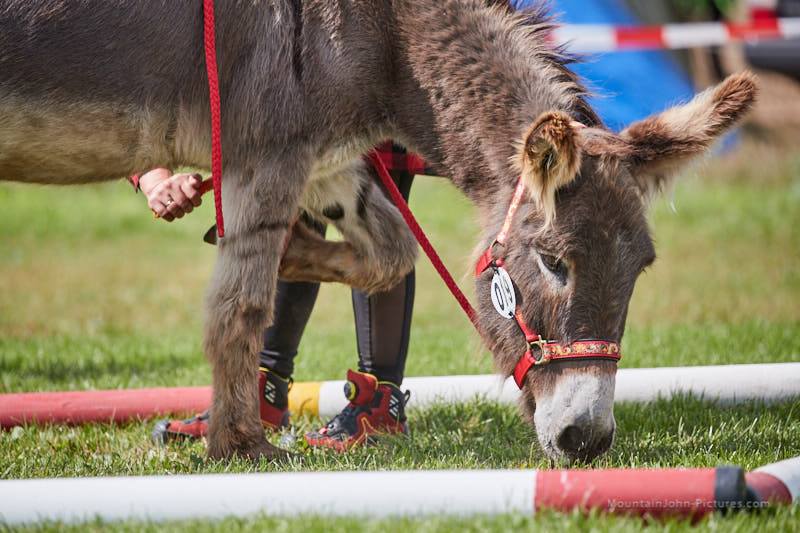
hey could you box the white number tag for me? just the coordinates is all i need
[490,267,516,319]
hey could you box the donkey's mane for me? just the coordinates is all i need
[490,0,601,128]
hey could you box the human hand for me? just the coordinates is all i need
[139,168,203,222]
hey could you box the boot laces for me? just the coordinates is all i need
[325,404,357,431]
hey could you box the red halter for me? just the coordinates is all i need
[368,151,620,390]
[474,177,622,389]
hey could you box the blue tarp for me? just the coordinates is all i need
[518,0,696,131]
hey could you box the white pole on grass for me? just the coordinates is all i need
[2,363,798,426]
[315,362,800,416]
[4,460,798,525]
[0,470,535,525]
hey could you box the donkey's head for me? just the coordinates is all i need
[475,72,757,463]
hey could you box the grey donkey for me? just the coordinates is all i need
[0,0,756,462]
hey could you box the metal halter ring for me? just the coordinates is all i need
[528,336,551,365]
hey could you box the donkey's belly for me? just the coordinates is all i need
[0,92,187,185]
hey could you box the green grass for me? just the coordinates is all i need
[1,145,799,531]
[13,507,800,533]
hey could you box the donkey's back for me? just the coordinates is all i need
[0,0,390,185]
[0,1,208,183]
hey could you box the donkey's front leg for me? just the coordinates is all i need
[204,160,308,462]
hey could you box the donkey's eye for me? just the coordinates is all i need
[540,253,568,282]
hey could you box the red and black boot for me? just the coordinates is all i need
[304,369,410,451]
[152,367,291,444]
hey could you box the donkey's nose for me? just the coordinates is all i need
[556,423,615,462]
[557,425,587,453]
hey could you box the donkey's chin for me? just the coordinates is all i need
[531,367,617,464]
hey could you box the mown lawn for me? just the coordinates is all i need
[1,144,799,531]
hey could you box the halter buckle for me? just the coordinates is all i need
[528,336,551,365]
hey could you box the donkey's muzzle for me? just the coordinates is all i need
[556,423,615,463]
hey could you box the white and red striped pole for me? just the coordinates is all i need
[0,460,796,524]
[2,363,799,428]
[550,18,800,53]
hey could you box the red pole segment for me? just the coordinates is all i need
[534,467,738,518]
[0,387,211,427]
[745,472,792,505]
[746,456,800,505]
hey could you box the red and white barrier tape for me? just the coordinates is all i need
[748,0,779,21]
[552,18,800,52]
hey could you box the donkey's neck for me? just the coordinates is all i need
[390,0,592,211]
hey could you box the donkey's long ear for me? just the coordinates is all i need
[520,111,582,224]
[620,71,758,200]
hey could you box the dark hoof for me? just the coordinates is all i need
[207,438,291,465]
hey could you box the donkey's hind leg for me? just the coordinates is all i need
[204,157,309,462]
[281,160,417,294]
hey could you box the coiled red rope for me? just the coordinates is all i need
[203,0,225,238]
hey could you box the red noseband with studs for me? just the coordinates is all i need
[474,176,622,389]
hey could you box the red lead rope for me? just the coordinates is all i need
[367,152,479,327]
[203,0,225,238]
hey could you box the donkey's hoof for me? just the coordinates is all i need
[207,435,267,459]
[208,440,292,463]
[244,440,293,465]
[207,439,291,464]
